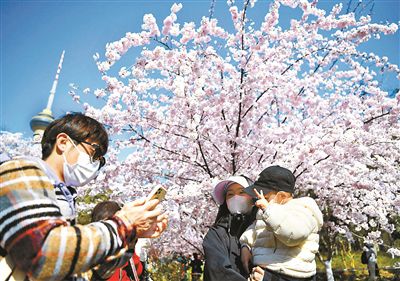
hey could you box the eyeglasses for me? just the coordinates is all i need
[75,139,106,168]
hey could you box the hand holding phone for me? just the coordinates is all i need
[115,197,166,240]
[146,186,167,202]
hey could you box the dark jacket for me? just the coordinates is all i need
[190,258,203,274]
[203,212,255,281]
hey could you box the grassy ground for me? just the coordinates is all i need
[147,251,400,281]
[316,251,399,270]
[316,251,400,280]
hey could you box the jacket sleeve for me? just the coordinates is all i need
[239,222,256,249]
[261,198,323,247]
[0,160,135,281]
[202,228,247,281]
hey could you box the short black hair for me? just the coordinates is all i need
[91,201,121,222]
[41,112,109,160]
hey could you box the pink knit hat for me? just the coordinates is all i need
[212,176,252,205]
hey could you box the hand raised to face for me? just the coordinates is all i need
[253,189,269,210]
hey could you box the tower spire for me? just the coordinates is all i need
[46,50,65,112]
[30,51,66,141]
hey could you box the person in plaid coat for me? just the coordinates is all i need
[0,113,167,281]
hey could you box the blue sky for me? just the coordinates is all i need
[1,0,399,137]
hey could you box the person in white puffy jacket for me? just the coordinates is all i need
[240,166,323,281]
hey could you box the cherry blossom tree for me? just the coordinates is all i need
[3,0,399,278]
[0,132,41,160]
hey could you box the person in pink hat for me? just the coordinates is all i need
[202,175,258,281]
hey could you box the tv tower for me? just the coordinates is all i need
[30,50,65,141]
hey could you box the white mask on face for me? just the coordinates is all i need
[226,195,253,214]
[63,137,100,187]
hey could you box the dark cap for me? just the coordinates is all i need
[244,166,295,198]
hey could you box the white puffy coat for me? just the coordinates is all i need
[240,197,323,278]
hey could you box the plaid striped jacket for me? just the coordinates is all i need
[0,157,134,280]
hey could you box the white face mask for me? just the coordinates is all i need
[63,137,100,186]
[226,195,253,214]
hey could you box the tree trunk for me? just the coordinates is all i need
[324,259,335,281]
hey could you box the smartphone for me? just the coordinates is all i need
[146,186,167,202]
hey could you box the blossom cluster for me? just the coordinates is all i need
[39,0,400,257]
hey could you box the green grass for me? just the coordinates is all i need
[145,251,399,281]
[317,251,399,270]
[316,250,400,280]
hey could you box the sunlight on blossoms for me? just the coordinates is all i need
[61,0,400,258]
